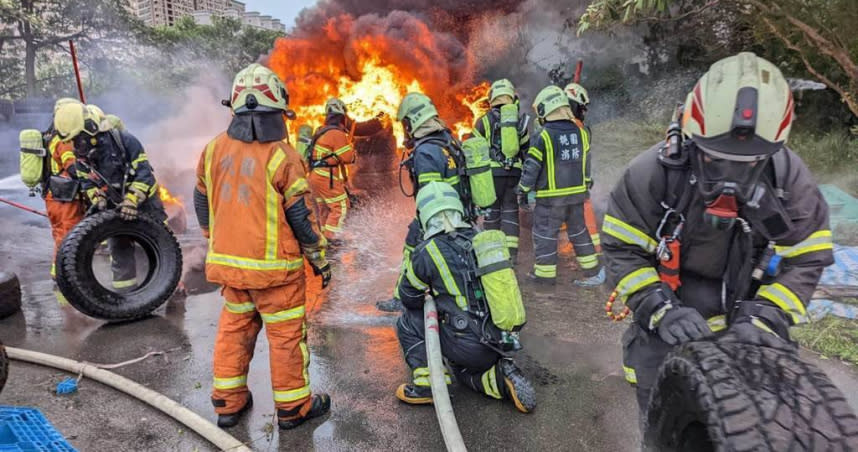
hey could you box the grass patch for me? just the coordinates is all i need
[793,317,858,365]
[591,118,666,192]
[790,129,858,196]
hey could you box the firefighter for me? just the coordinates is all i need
[377,92,469,312]
[602,53,834,419]
[517,85,604,286]
[193,63,332,430]
[307,98,356,243]
[472,79,531,261]
[395,181,536,413]
[39,98,85,279]
[563,83,601,254]
[54,101,166,291]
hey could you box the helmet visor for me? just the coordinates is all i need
[694,145,770,202]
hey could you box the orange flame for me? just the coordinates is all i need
[158,186,183,207]
[267,16,488,145]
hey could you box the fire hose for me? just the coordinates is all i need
[423,296,467,452]
[4,346,252,452]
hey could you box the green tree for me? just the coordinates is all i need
[0,0,138,96]
[578,0,858,118]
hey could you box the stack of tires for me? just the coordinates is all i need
[646,340,858,451]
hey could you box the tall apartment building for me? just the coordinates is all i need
[132,0,194,27]
[132,0,284,31]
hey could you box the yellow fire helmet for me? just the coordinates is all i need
[489,79,516,106]
[325,98,347,116]
[532,85,569,120]
[230,63,289,114]
[397,92,439,133]
[564,83,590,106]
[86,104,106,121]
[54,102,99,142]
[682,52,793,159]
[53,98,80,115]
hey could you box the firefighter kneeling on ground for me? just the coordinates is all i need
[517,85,604,286]
[601,52,834,423]
[395,181,536,413]
[53,100,166,291]
[194,63,332,430]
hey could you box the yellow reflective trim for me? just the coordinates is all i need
[418,172,442,183]
[602,215,657,253]
[323,193,348,203]
[284,177,308,200]
[265,148,287,261]
[481,365,502,399]
[707,315,727,332]
[482,116,491,142]
[505,235,519,248]
[527,147,543,161]
[757,283,807,324]
[533,264,556,278]
[426,240,468,311]
[213,375,247,390]
[413,367,449,386]
[260,305,306,324]
[313,167,342,180]
[543,130,555,190]
[60,151,75,165]
[333,144,352,156]
[535,185,587,198]
[130,181,150,193]
[576,254,599,270]
[204,140,216,250]
[775,230,833,259]
[206,252,304,271]
[590,233,601,246]
[623,366,637,384]
[224,301,256,314]
[615,267,660,301]
[404,256,429,291]
[313,144,332,158]
[131,153,148,169]
[273,385,311,402]
[112,279,136,289]
[752,318,778,335]
[300,323,310,385]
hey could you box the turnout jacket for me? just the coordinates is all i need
[519,120,591,206]
[602,143,834,328]
[74,130,159,203]
[410,130,467,200]
[398,227,481,316]
[472,106,530,176]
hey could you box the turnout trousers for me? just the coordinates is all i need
[484,175,520,254]
[309,172,349,240]
[532,201,600,281]
[108,197,167,290]
[396,306,508,400]
[211,275,315,421]
[45,193,84,278]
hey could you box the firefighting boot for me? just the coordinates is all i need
[278,393,332,430]
[395,384,433,405]
[574,267,606,288]
[376,297,405,312]
[216,393,253,428]
[498,359,536,413]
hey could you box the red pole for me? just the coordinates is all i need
[573,60,583,84]
[0,197,48,217]
[69,40,86,103]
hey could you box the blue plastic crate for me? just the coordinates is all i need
[0,407,76,452]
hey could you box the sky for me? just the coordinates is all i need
[240,0,318,29]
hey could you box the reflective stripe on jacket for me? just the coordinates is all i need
[519,120,590,204]
[196,132,314,289]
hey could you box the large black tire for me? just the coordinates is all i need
[0,341,7,394]
[645,341,858,451]
[0,272,22,319]
[55,211,182,322]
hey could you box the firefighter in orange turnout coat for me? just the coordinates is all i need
[194,64,333,430]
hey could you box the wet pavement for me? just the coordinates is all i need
[1,189,857,451]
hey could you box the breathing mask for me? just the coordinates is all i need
[693,144,771,230]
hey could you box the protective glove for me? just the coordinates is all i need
[118,188,146,221]
[87,189,108,212]
[515,184,531,210]
[721,301,795,350]
[651,305,713,346]
[303,239,332,288]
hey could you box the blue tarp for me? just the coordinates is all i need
[808,245,858,321]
